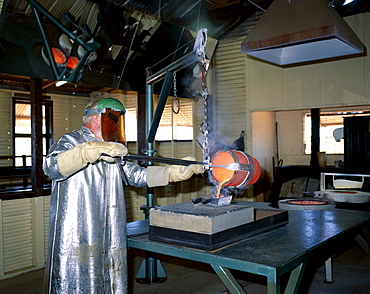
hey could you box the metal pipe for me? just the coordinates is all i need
[145,82,155,218]
[146,50,203,85]
[145,83,155,156]
[137,62,165,287]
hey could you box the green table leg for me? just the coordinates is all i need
[284,262,306,294]
[266,270,279,294]
[135,252,167,284]
[211,264,246,294]
[355,232,370,256]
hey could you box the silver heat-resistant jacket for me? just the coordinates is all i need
[43,126,147,294]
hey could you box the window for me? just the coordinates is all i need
[303,110,370,154]
[124,95,193,142]
[0,96,53,194]
[13,97,53,166]
[156,97,193,141]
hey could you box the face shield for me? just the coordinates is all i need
[84,98,127,145]
[101,108,126,145]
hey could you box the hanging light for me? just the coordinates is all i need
[241,0,365,66]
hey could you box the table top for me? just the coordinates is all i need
[127,202,370,276]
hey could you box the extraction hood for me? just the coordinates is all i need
[241,0,365,66]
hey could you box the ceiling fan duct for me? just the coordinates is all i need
[241,0,365,66]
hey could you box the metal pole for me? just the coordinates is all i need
[135,79,167,285]
[146,83,155,156]
[145,82,155,216]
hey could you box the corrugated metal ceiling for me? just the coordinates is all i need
[0,0,369,96]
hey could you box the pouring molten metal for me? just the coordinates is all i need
[211,150,261,198]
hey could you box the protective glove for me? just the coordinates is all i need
[57,141,128,177]
[146,156,205,187]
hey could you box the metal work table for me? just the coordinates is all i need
[127,202,370,294]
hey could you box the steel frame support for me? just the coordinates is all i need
[135,252,167,285]
[323,228,370,285]
[27,0,100,82]
[211,264,246,294]
[136,77,165,285]
[146,71,174,144]
[284,262,306,294]
[146,45,206,85]
[211,262,306,294]
[355,232,370,256]
[145,30,207,144]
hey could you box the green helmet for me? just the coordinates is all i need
[85,98,126,115]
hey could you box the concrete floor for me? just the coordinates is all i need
[0,239,369,294]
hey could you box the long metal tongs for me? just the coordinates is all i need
[206,163,251,171]
[121,154,251,172]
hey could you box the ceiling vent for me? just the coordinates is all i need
[241,0,365,66]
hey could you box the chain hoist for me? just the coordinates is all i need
[200,61,211,166]
[172,71,180,114]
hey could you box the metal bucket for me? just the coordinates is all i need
[210,149,261,188]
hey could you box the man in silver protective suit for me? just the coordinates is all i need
[43,97,204,294]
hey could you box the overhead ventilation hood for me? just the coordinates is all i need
[241,0,365,66]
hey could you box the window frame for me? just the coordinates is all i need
[13,97,53,164]
[0,96,54,196]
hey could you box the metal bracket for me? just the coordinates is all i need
[284,262,307,294]
[146,28,207,144]
[211,264,246,294]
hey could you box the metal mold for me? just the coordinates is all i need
[149,202,288,250]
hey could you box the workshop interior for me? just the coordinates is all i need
[0,0,370,293]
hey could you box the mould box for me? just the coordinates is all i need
[149,202,288,251]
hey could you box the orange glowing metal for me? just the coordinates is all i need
[216,178,230,198]
[286,200,327,205]
[210,150,261,191]
[212,151,234,183]
[51,47,67,64]
[212,151,234,198]
[67,56,80,69]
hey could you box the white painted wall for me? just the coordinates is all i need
[245,13,370,174]
[252,111,276,182]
